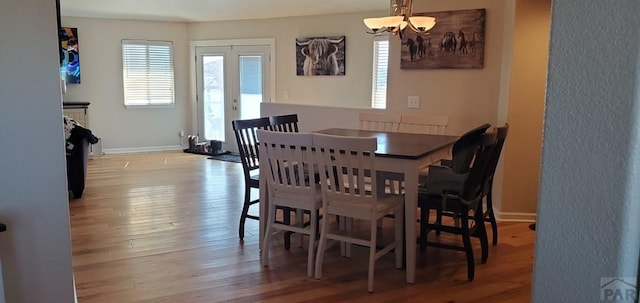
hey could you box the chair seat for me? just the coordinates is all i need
[328,192,404,216]
[418,192,476,214]
[271,185,323,209]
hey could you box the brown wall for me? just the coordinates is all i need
[500,0,551,214]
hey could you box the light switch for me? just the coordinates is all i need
[408,96,420,109]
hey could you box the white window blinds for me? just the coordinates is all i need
[371,37,389,109]
[122,40,175,107]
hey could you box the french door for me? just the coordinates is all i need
[195,44,271,153]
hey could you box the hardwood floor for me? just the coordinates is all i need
[70,151,535,302]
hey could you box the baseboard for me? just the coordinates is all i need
[103,145,184,154]
[494,209,537,222]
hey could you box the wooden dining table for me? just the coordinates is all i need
[259,128,458,283]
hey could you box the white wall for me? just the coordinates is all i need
[262,103,378,131]
[500,0,550,216]
[61,12,382,150]
[265,0,546,219]
[188,11,386,108]
[0,0,75,302]
[62,17,190,151]
[532,1,640,301]
[387,0,509,135]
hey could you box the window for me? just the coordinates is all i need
[122,40,175,107]
[371,36,389,109]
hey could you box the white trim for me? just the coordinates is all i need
[103,145,183,154]
[494,209,537,222]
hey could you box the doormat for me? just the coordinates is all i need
[208,153,241,163]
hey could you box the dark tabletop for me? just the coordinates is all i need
[315,128,458,160]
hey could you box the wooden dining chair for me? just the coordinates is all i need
[232,117,294,247]
[312,133,404,292]
[268,114,299,133]
[358,112,401,132]
[358,112,402,196]
[257,130,322,277]
[398,114,449,134]
[418,130,498,281]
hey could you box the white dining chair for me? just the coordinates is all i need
[399,114,449,134]
[358,112,401,132]
[257,130,322,277]
[312,133,404,292]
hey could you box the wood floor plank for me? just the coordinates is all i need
[70,151,535,302]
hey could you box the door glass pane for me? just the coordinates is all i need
[238,56,262,120]
[202,55,224,141]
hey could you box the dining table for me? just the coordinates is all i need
[259,128,458,283]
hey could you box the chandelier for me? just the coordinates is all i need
[363,0,436,37]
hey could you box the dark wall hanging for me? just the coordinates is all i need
[295,36,346,76]
[401,9,486,69]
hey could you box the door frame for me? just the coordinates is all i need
[189,38,276,139]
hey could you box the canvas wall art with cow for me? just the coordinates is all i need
[296,36,346,76]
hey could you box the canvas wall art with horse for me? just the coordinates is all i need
[400,9,486,69]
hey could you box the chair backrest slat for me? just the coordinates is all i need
[313,133,378,208]
[232,117,271,175]
[483,123,509,192]
[269,114,299,133]
[461,131,498,202]
[358,112,401,133]
[257,130,316,196]
[399,115,449,135]
[451,123,491,173]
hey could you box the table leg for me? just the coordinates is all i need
[259,165,267,253]
[403,164,419,284]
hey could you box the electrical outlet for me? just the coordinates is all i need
[408,96,420,109]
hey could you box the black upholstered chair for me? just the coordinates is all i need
[481,124,509,245]
[418,130,498,281]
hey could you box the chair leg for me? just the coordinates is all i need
[283,208,291,250]
[261,203,277,267]
[314,213,330,279]
[435,209,443,236]
[394,206,404,269]
[461,212,475,281]
[419,207,429,250]
[297,209,304,248]
[473,203,489,264]
[339,216,346,257]
[479,224,489,264]
[238,186,252,240]
[487,189,498,245]
[345,217,353,258]
[368,218,378,293]
[307,209,318,278]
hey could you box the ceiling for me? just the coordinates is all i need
[59,0,389,22]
